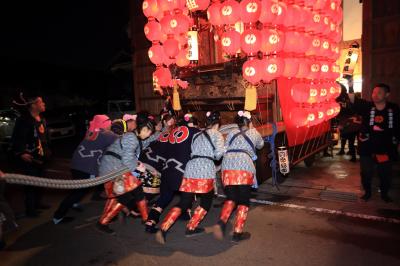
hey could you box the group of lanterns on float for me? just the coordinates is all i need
[142,0,343,128]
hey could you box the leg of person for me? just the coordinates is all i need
[156,192,194,244]
[348,133,357,162]
[53,170,91,224]
[213,185,238,240]
[185,190,214,237]
[145,180,176,234]
[377,161,393,202]
[337,135,346,155]
[232,185,252,243]
[360,156,374,201]
[96,198,124,235]
[129,186,148,222]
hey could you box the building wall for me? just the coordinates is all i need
[362,0,400,105]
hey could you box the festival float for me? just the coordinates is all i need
[138,0,343,185]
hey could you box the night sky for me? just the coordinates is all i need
[1,0,130,71]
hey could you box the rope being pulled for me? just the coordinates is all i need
[1,167,129,189]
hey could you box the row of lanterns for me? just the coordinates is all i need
[289,102,340,127]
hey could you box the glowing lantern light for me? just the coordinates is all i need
[176,33,188,47]
[308,108,323,126]
[289,107,310,128]
[303,0,317,8]
[240,0,261,24]
[298,32,312,54]
[171,13,190,35]
[283,4,301,28]
[319,83,328,102]
[291,83,309,103]
[176,48,190,67]
[163,54,177,66]
[259,0,286,25]
[144,20,163,42]
[148,44,165,65]
[158,0,186,13]
[221,29,241,55]
[282,31,300,53]
[242,58,263,85]
[320,39,331,57]
[308,61,321,80]
[160,13,176,35]
[186,0,210,11]
[322,15,331,35]
[309,11,324,34]
[241,28,262,55]
[207,1,223,26]
[143,0,159,19]
[282,58,299,78]
[296,60,311,79]
[163,38,180,58]
[306,36,321,56]
[261,29,285,54]
[153,67,172,87]
[320,62,330,79]
[262,56,284,82]
[220,0,241,25]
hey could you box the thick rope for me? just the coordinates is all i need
[2,167,130,189]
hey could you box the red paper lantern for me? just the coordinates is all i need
[143,0,159,19]
[262,56,284,82]
[309,11,324,34]
[291,82,309,103]
[144,20,163,42]
[260,29,285,54]
[283,4,301,28]
[163,37,180,58]
[241,28,262,55]
[298,32,312,54]
[330,63,340,79]
[163,54,177,66]
[176,48,190,67]
[309,108,324,126]
[322,15,331,35]
[296,59,311,79]
[322,39,331,56]
[186,0,210,11]
[176,33,188,48]
[172,13,190,35]
[207,1,223,26]
[282,58,299,78]
[148,44,165,65]
[306,36,321,56]
[319,83,329,102]
[242,58,263,85]
[320,61,330,79]
[282,31,300,53]
[220,0,241,25]
[160,13,175,35]
[303,0,317,8]
[153,67,172,87]
[240,0,261,24]
[259,0,286,25]
[221,29,241,55]
[158,0,186,13]
[308,61,321,80]
[289,107,310,128]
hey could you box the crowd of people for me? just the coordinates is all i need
[1,82,399,249]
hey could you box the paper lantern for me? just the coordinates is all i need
[160,13,176,35]
[240,0,261,23]
[296,59,311,79]
[322,15,331,35]
[242,58,263,85]
[171,13,190,35]
[260,29,285,54]
[308,61,321,80]
[143,0,159,18]
[283,4,301,28]
[306,36,321,56]
[259,0,286,25]
[176,48,190,67]
[291,83,309,103]
[148,44,165,65]
[298,32,312,54]
[158,0,186,13]
[207,1,223,26]
[163,54,177,66]
[262,56,284,82]
[313,0,328,11]
[153,67,172,87]
[303,0,317,8]
[220,0,241,25]
[319,83,329,102]
[320,39,331,57]
[163,38,180,58]
[144,20,163,42]
[186,0,210,11]
[320,62,330,79]
[176,33,188,47]
[309,11,324,34]
[221,29,241,55]
[289,107,310,128]
[282,31,300,53]
[309,108,324,126]
[282,58,299,78]
[241,28,262,55]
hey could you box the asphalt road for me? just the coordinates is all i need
[1,197,399,266]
